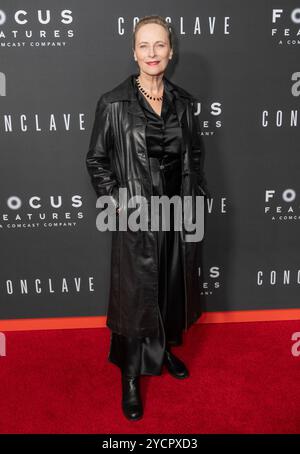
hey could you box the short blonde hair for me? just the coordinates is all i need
[132,15,173,50]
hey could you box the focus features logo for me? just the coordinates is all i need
[264,188,299,221]
[0,9,74,48]
[271,8,300,45]
[0,195,84,230]
[201,266,221,296]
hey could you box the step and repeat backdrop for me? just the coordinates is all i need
[0,0,299,330]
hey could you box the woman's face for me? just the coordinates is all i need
[133,23,173,76]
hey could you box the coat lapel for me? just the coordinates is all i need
[173,96,189,125]
[127,100,146,118]
[106,73,192,123]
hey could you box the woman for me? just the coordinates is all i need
[86,15,210,421]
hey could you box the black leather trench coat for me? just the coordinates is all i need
[86,73,210,338]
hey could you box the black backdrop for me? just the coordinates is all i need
[0,0,299,328]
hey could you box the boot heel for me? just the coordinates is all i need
[121,373,143,421]
[164,348,190,379]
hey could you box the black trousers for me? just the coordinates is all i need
[108,155,185,376]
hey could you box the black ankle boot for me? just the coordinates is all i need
[164,347,190,379]
[121,373,143,421]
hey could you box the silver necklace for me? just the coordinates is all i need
[136,76,163,101]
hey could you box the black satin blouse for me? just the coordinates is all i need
[132,76,183,161]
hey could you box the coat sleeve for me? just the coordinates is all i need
[86,95,119,210]
[190,99,211,199]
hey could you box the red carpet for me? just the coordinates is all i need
[0,320,300,433]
